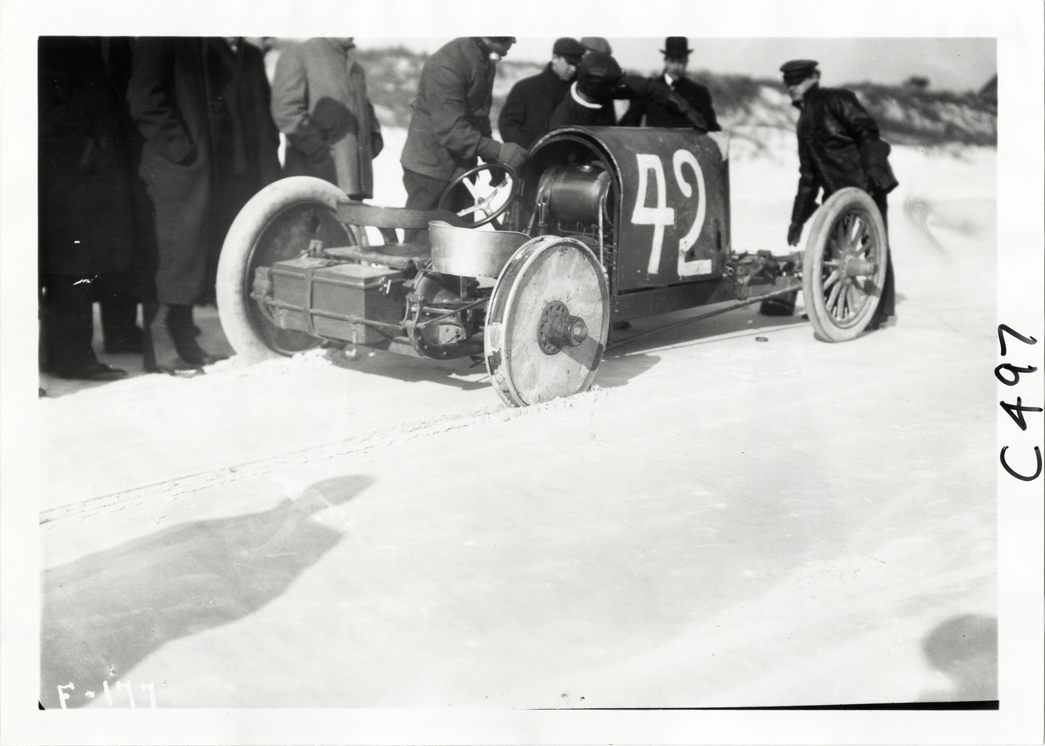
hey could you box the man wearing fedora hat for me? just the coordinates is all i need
[620,37,720,131]
[779,59,898,328]
[499,38,587,149]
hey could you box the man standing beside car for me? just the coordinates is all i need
[400,36,528,237]
[127,36,279,375]
[38,36,136,381]
[781,59,898,329]
[498,37,586,149]
[620,37,720,131]
[270,37,384,201]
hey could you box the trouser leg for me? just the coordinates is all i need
[877,252,896,318]
[144,301,177,371]
[96,273,142,351]
[143,301,208,374]
[165,303,223,365]
[41,274,96,372]
[872,194,896,320]
[401,168,470,243]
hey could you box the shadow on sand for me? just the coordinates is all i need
[40,474,373,708]
[609,302,811,355]
[325,345,490,391]
[594,302,813,390]
[918,613,998,703]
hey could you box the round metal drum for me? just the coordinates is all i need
[428,220,530,278]
[537,165,613,223]
[484,235,610,407]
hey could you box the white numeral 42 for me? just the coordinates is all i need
[631,149,707,276]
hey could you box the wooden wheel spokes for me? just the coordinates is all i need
[821,207,881,321]
[801,188,889,341]
[832,211,870,257]
[828,220,846,258]
[850,213,875,261]
[846,213,864,248]
[831,282,866,321]
[826,267,873,322]
[825,278,844,316]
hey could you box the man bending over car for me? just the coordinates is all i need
[548,51,707,131]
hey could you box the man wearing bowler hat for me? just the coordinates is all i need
[499,37,587,149]
[620,37,720,131]
[779,59,898,328]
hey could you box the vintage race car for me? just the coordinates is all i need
[216,126,890,406]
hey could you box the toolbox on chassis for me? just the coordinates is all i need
[217,126,890,406]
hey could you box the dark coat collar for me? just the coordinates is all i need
[792,81,822,110]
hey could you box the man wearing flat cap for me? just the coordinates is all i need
[548,50,707,131]
[781,59,898,328]
[401,37,528,234]
[580,37,612,55]
[499,38,586,149]
[620,37,720,131]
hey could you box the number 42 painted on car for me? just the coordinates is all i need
[615,131,731,290]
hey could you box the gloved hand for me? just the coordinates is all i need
[496,141,528,171]
[489,165,508,188]
[685,109,708,132]
[371,132,384,158]
[867,163,895,194]
[787,221,803,247]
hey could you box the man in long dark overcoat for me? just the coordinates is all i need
[270,37,384,201]
[620,37,721,131]
[204,37,283,294]
[128,37,280,374]
[498,37,586,149]
[38,36,136,380]
[781,59,898,328]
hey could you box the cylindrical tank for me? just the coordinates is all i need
[538,165,613,224]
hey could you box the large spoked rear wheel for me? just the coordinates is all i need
[802,187,889,342]
[217,176,363,362]
[485,236,610,407]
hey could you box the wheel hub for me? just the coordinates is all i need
[842,255,878,278]
[537,300,588,354]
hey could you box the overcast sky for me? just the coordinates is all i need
[0,0,1003,93]
[355,37,996,93]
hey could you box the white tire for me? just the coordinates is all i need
[216,177,362,361]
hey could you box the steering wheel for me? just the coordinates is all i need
[438,163,520,229]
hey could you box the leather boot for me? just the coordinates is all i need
[166,304,227,367]
[143,302,203,376]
